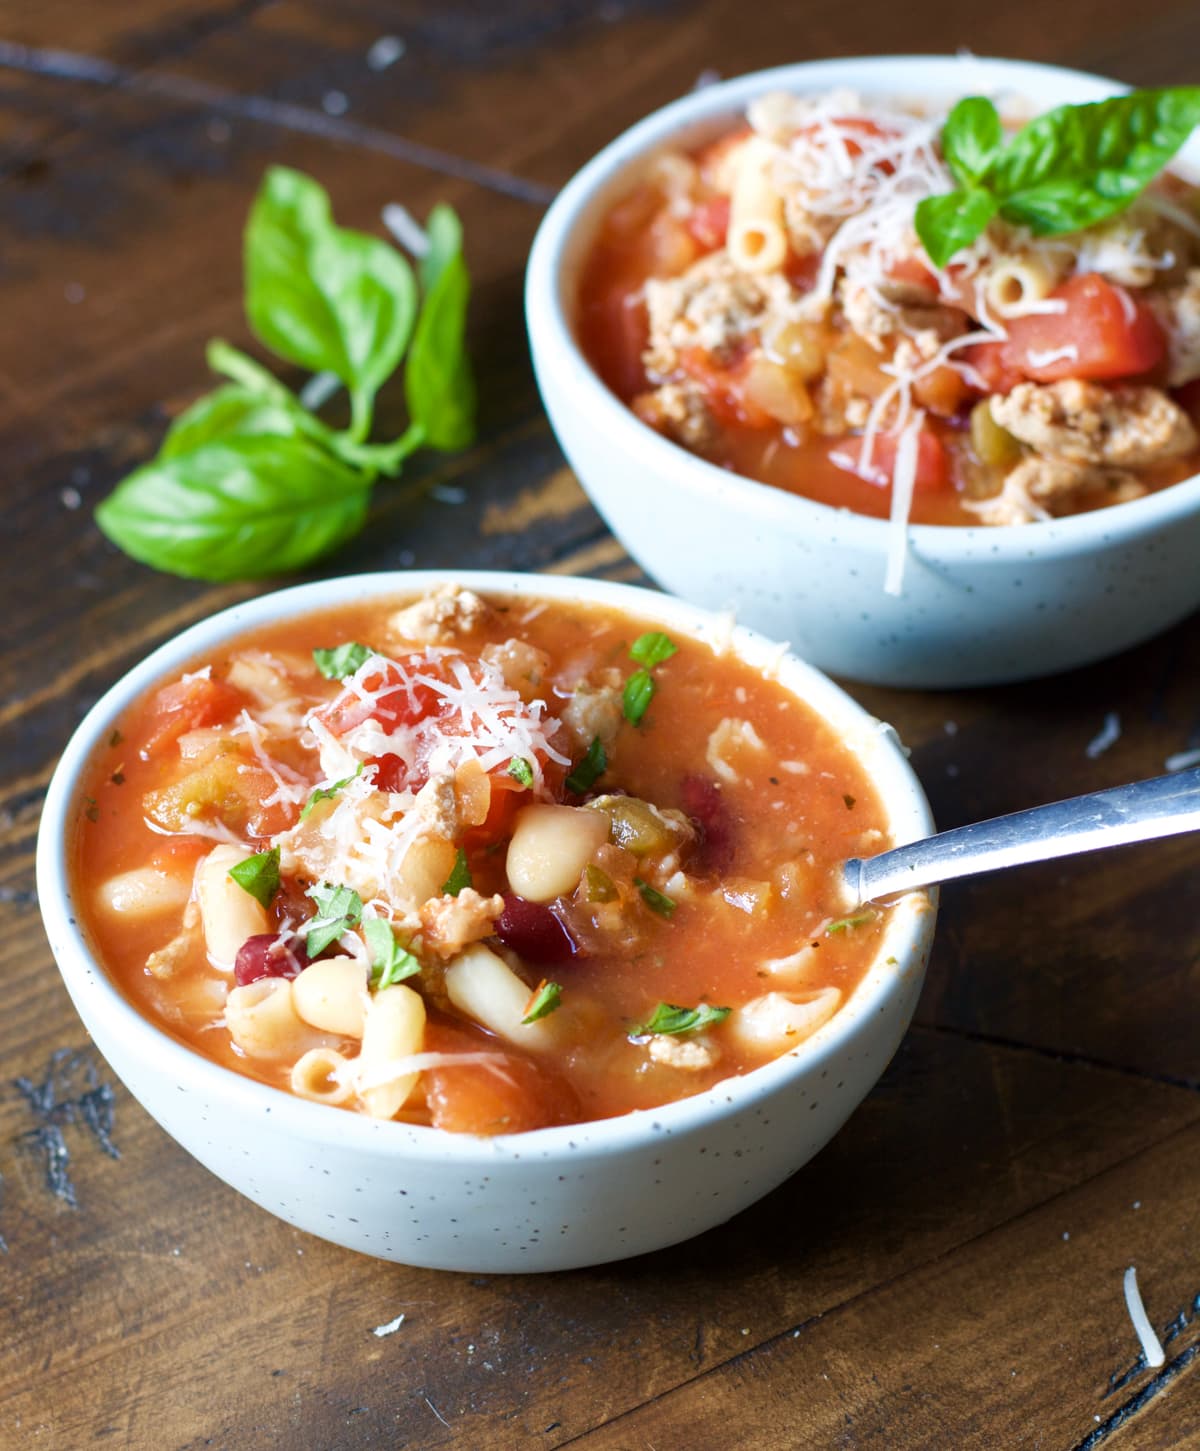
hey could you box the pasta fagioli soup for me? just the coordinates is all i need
[577,88,1200,528]
[73,585,894,1134]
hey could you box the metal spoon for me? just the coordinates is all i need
[844,767,1200,905]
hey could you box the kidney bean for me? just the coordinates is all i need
[494,895,581,966]
[233,933,311,986]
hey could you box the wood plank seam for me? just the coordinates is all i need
[919,1019,1200,1095]
[0,0,277,182]
[549,1108,1200,1450]
[0,40,557,205]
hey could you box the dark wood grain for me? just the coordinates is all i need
[2,2,1200,1447]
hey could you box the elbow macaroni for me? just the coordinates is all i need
[444,944,557,1051]
[728,987,842,1052]
[358,984,426,1119]
[225,977,332,1062]
[727,136,788,274]
[196,844,269,970]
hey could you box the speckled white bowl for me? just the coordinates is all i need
[526,55,1200,688]
[37,571,934,1272]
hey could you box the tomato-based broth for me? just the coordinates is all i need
[73,587,893,1134]
[577,91,1200,527]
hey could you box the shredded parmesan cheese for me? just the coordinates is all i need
[1123,1266,1166,1368]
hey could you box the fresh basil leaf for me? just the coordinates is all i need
[404,210,475,451]
[442,848,472,897]
[227,847,280,908]
[826,910,877,935]
[629,631,678,668]
[623,669,656,726]
[521,980,562,1024]
[160,385,303,460]
[565,736,606,795]
[95,434,371,582]
[418,204,464,293]
[245,167,418,439]
[364,917,420,989]
[507,756,534,788]
[631,1001,729,1038]
[915,187,999,269]
[305,881,363,956]
[634,876,676,918]
[312,642,372,680]
[989,88,1200,235]
[300,762,364,821]
[941,96,1003,186]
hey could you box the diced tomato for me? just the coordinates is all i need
[1002,274,1166,384]
[960,340,1026,397]
[783,249,820,291]
[677,347,774,430]
[831,427,950,496]
[423,1022,580,1135]
[141,674,242,757]
[887,255,939,294]
[370,753,409,793]
[796,115,900,166]
[685,196,731,253]
[315,657,443,738]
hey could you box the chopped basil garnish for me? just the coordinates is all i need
[916,89,1200,267]
[629,631,678,668]
[826,910,877,935]
[843,794,856,810]
[585,864,617,903]
[632,1002,730,1038]
[363,917,421,989]
[305,880,363,956]
[566,736,606,795]
[622,669,655,726]
[507,756,534,788]
[300,762,364,820]
[108,729,124,748]
[312,642,372,680]
[634,877,676,918]
[227,847,281,907]
[442,848,472,897]
[84,796,99,823]
[521,980,562,1024]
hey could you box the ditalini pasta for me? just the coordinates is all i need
[73,586,902,1134]
[578,87,1200,541]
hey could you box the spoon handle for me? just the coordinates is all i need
[845,766,1200,905]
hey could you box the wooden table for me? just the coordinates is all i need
[3,4,1199,1446]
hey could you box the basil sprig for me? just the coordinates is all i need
[363,918,421,989]
[227,847,281,908]
[916,88,1200,268]
[631,1002,730,1038]
[96,169,475,581]
[305,881,364,956]
[313,642,372,681]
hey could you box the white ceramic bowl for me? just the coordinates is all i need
[527,56,1200,688]
[37,571,935,1272]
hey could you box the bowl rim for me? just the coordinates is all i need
[525,52,1200,561]
[37,569,935,1163]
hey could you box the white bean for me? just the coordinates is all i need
[196,844,270,971]
[506,804,608,903]
[443,944,556,1050]
[292,957,369,1037]
[95,866,191,919]
[358,984,426,1119]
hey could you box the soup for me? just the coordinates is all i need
[73,585,894,1134]
[577,88,1200,528]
